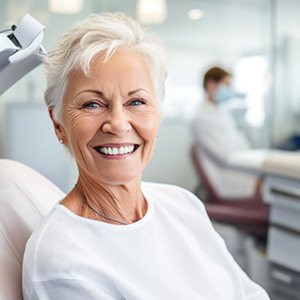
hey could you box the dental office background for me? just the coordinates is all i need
[1,0,300,294]
[2,0,300,193]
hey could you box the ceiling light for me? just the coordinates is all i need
[188,9,203,20]
[136,0,167,24]
[48,0,83,14]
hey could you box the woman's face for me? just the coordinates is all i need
[55,50,160,185]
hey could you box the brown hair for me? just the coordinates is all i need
[203,67,231,90]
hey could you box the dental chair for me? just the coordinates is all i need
[0,14,65,299]
[0,159,64,300]
[191,144,269,241]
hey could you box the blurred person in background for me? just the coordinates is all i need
[193,67,261,199]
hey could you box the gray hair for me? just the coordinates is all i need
[44,12,167,121]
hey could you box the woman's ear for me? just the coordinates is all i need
[48,107,67,145]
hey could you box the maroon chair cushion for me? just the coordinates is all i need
[205,203,269,238]
[190,144,269,239]
[191,144,262,204]
[205,203,269,225]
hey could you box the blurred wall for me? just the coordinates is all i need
[5,0,299,192]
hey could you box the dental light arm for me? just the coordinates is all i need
[0,14,46,95]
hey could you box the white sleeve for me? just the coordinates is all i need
[24,278,120,300]
[204,214,270,299]
[182,189,270,299]
[193,118,230,162]
[237,268,270,300]
[193,113,251,162]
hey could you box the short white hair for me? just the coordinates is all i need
[44,12,167,121]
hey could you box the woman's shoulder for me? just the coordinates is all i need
[142,182,206,213]
[142,181,194,195]
[25,204,60,248]
[23,205,61,277]
[23,204,76,280]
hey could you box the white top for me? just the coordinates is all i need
[193,101,258,198]
[22,182,269,300]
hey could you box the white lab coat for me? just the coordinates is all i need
[193,101,258,199]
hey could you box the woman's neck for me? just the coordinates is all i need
[62,171,147,225]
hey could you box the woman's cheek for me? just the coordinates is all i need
[139,110,160,137]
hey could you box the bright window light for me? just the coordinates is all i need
[234,56,268,128]
[136,0,167,24]
[188,9,204,20]
[163,85,200,119]
[48,0,83,14]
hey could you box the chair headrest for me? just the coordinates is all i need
[0,159,65,300]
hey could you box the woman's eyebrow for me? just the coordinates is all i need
[128,88,149,96]
[75,89,107,100]
[75,88,149,99]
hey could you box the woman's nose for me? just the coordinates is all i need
[101,105,132,135]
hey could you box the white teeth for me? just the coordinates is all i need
[98,145,136,155]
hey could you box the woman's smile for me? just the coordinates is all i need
[93,143,140,159]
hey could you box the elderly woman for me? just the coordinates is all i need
[22,13,269,300]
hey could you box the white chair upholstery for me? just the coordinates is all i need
[0,159,65,300]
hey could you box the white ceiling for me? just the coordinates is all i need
[1,0,300,55]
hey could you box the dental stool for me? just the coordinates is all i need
[0,159,64,300]
[191,145,269,241]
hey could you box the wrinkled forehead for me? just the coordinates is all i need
[64,50,156,100]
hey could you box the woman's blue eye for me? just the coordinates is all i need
[130,99,145,106]
[84,102,100,109]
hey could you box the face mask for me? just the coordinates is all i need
[214,84,234,104]
[214,84,246,104]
